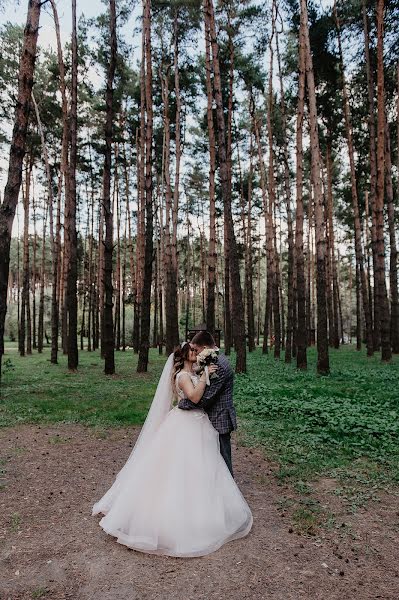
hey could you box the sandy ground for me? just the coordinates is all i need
[0,423,398,600]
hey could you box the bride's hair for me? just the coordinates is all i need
[171,343,191,398]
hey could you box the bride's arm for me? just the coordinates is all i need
[177,372,208,404]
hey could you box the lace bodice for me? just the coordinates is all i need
[175,370,200,400]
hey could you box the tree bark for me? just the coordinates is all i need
[385,113,399,353]
[134,35,147,354]
[38,203,47,353]
[362,0,380,350]
[205,15,217,336]
[302,0,329,374]
[114,156,121,351]
[20,156,33,357]
[334,2,373,356]
[276,24,295,363]
[236,119,255,352]
[32,91,57,359]
[266,7,281,360]
[103,0,117,374]
[325,140,340,349]
[375,0,391,362]
[295,8,307,370]
[32,192,37,350]
[246,132,255,352]
[137,0,154,373]
[205,0,246,371]
[171,10,181,344]
[160,48,178,354]
[49,0,70,359]
[0,0,41,378]
[251,96,271,356]
[65,0,79,370]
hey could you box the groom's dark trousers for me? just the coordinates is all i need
[219,433,234,478]
[178,353,236,478]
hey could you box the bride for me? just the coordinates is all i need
[92,342,253,558]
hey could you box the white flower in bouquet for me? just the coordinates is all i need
[196,347,219,385]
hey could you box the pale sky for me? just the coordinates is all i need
[1,0,335,47]
[2,0,111,41]
[1,0,335,240]
[1,1,141,60]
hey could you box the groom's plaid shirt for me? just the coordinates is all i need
[178,353,237,435]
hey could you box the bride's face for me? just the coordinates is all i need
[188,345,197,363]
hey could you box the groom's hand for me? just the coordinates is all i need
[199,360,227,410]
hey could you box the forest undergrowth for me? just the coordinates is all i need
[1,343,398,496]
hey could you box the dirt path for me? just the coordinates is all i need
[0,424,398,600]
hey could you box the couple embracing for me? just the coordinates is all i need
[92,330,253,558]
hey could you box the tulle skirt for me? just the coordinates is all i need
[92,407,253,557]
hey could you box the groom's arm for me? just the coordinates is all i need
[198,359,228,410]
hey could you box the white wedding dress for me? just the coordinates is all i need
[92,355,253,558]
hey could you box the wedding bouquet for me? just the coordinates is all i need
[196,347,219,386]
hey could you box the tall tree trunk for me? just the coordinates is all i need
[161,52,178,354]
[276,24,295,363]
[137,0,154,373]
[295,8,307,370]
[306,190,314,347]
[236,119,255,352]
[134,38,147,354]
[385,113,399,353]
[375,0,391,362]
[267,7,281,360]
[50,0,70,359]
[51,171,61,362]
[152,191,159,349]
[122,130,138,347]
[32,193,37,350]
[251,96,271,355]
[80,184,90,352]
[326,140,340,349]
[348,257,353,344]
[114,157,121,351]
[323,161,334,348]
[256,241,262,346]
[205,15,217,336]
[364,190,373,337]
[302,0,329,374]
[356,262,362,350]
[122,194,128,352]
[102,0,117,374]
[0,0,41,377]
[224,9,235,354]
[98,201,105,355]
[362,0,380,350]
[246,132,255,352]
[171,10,181,344]
[158,203,164,355]
[335,3,373,356]
[32,87,57,357]
[184,200,191,342]
[125,138,137,351]
[38,204,47,353]
[205,0,246,371]
[65,0,79,370]
[20,156,33,357]
[86,149,96,353]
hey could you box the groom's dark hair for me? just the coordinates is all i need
[191,330,216,347]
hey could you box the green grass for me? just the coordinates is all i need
[1,343,399,491]
[31,588,48,599]
[234,346,399,487]
[0,346,166,427]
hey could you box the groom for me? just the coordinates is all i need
[178,330,237,478]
